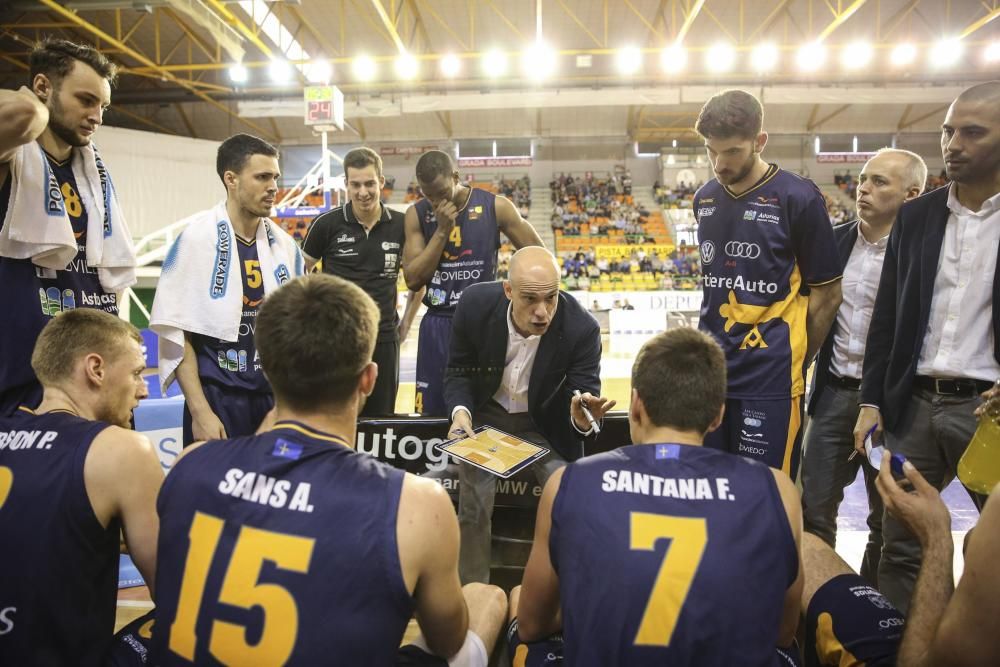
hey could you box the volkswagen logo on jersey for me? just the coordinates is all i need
[725,242,761,259]
[700,240,716,265]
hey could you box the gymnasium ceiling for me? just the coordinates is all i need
[1,0,998,146]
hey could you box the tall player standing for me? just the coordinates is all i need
[403,150,543,416]
[693,89,843,480]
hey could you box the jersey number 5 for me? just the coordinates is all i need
[244,260,262,289]
[169,511,316,664]
[630,512,708,647]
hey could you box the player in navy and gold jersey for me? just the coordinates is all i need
[151,274,508,666]
[403,150,543,416]
[182,232,271,445]
[693,89,843,479]
[165,134,301,445]
[0,39,122,416]
[514,328,803,667]
[0,309,162,666]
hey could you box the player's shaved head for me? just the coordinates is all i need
[509,246,559,287]
[955,80,1000,106]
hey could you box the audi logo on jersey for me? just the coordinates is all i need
[725,241,761,259]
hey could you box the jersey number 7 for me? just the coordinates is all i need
[169,511,316,664]
[630,512,708,647]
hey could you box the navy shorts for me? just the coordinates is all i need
[415,311,453,417]
[107,610,155,666]
[182,382,274,446]
[505,619,564,666]
[805,573,902,667]
[505,619,799,666]
[108,610,451,666]
[703,395,804,479]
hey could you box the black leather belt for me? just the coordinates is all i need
[914,376,993,396]
[828,374,862,391]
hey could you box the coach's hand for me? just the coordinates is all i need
[448,408,475,440]
[192,409,227,441]
[571,392,617,433]
[853,406,883,459]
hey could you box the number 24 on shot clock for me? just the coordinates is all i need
[303,86,344,130]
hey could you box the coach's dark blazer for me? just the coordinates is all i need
[444,281,602,461]
[807,220,861,416]
[860,185,1000,431]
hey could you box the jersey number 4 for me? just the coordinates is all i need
[169,511,316,664]
[630,512,707,647]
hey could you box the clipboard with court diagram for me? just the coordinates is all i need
[435,426,550,479]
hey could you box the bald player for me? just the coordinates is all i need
[855,80,1000,612]
[444,246,612,584]
[404,150,543,416]
[150,274,507,665]
[513,328,803,666]
[802,148,927,585]
[0,309,162,665]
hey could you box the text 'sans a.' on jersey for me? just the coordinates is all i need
[0,409,120,666]
[551,443,798,667]
[695,167,841,399]
[150,421,413,665]
[416,188,500,312]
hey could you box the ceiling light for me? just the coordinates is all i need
[268,59,293,83]
[890,42,916,66]
[352,55,377,81]
[985,41,1000,63]
[750,43,779,72]
[796,42,826,71]
[705,42,735,72]
[304,60,332,84]
[228,63,248,83]
[482,49,508,77]
[616,46,643,75]
[660,44,687,73]
[842,41,872,70]
[395,53,419,80]
[931,38,964,67]
[440,53,461,77]
[522,42,557,80]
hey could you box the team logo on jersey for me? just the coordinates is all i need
[442,248,473,260]
[655,444,680,459]
[272,438,304,460]
[700,240,716,265]
[725,242,761,259]
[468,205,483,221]
[743,210,757,221]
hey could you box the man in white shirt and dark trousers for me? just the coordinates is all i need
[801,149,927,586]
[855,81,1000,613]
[444,246,615,584]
